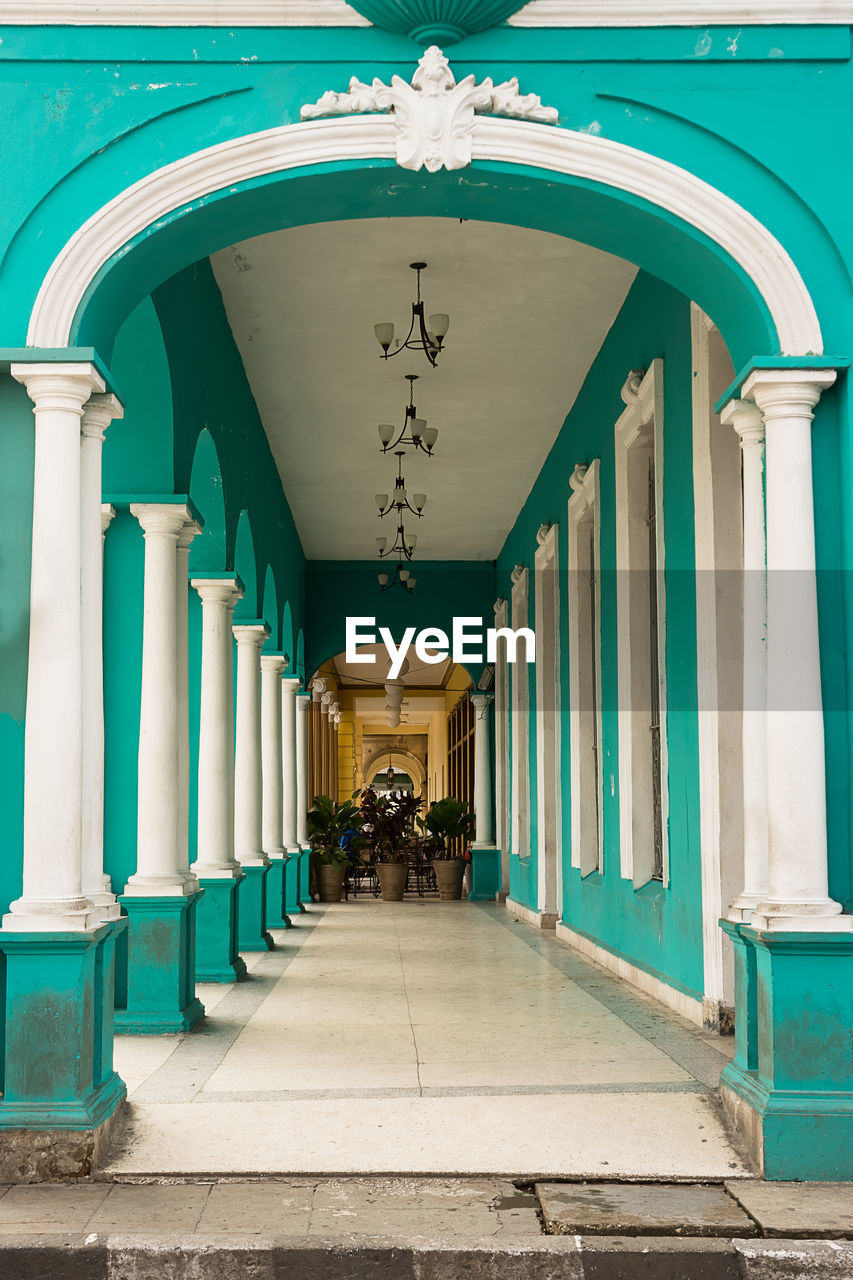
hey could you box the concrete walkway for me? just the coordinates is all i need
[107,901,747,1178]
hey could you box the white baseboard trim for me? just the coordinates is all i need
[554,920,704,1026]
[505,898,557,930]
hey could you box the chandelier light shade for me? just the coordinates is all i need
[379,562,417,594]
[376,452,427,520]
[374,263,449,368]
[378,374,438,457]
[346,0,527,42]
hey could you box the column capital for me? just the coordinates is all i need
[297,691,312,710]
[11,361,105,413]
[261,652,287,676]
[281,675,302,693]
[321,691,333,712]
[741,368,837,421]
[720,397,764,449]
[177,518,203,551]
[191,575,243,607]
[81,392,124,441]
[233,622,270,647]
[312,677,328,701]
[470,691,495,718]
[132,502,195,538]
[101,503,116,535]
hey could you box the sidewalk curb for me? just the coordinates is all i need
[0,1234,851,1279]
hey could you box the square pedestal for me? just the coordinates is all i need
[284,850,303,916]
[469,846,501,901]
[116,891,204,1034]
[265,856,292,929]
[238,864,274,952]
[195,877,247,983]
[720,925,853,1179]
[0,924,127,1179]
[297,848,312,907]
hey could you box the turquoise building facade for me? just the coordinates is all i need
[0,0,851,1181]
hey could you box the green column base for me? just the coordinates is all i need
[195,877,248,983]
[719,918,758,1073]
[265,856,292,929]
[297,847,312,908]
[238,864,274,952]
[115,891,205,1034]
[0,926,127,1130]
[284,850,302,916]
[720,926,853,1179]
[95,917,126,1082]
[469,846,501,901]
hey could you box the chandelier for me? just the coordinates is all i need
[379,562,416,594]
[375,451,426,521]
[374,263,449,369]
[379,374,438,456]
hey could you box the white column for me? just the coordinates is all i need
[296,692,311,847]
[190,578,243,877]
[234,625,270,866]
[176,519,202,886]
[281,675,301,853]
[5,363,105,931]
[261,654,287,856]
[742,368,850,931]
[722,399,768,921]
[79,394,123,920]
[470,692,496,847]
[126,503,196,895]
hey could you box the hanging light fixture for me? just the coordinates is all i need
[378,562,417,594]
[378,374,439,457]
[374,263,450,369]
[375,451,426,523]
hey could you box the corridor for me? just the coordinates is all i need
[107,904,749,1179]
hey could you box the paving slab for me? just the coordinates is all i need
[0,1183,110,1233]
[536,1181,755,1236]
[86,1182,211,1232]
[726,1180,853,1239]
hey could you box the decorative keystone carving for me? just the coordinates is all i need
[300,45,558,174]
[620,369,646,407]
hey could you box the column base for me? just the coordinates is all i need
[284,848,303,916]
[116,891,205,1034]
[720,925,853,1179]
[195,878,247,982]
[469,845,501,901]
[297,847,313,909]
[0,926,127,1175]
[265,855,292,929]
[238,864,274,952]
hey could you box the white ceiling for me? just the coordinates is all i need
[211,219,637,560]
[332,644,453,688]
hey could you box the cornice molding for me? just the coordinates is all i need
[1,0,850,23]
[27,62,823,356]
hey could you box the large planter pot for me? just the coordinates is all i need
[377,862,408,902]
[318,864,346,903]
[433,859,465,901]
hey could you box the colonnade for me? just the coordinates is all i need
[0,360,850,1182]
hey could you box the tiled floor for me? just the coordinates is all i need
[107,901,746,1178]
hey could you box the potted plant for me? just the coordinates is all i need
[420,797,476,900]
[361,787,423,901]
[306,793,365,902]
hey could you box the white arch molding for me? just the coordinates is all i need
[27,50,822,356]
[365,749,427,794]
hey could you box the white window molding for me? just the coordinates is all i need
[567,461,603,878]
[493,596,511,894]
[510,565,531,862]
[690,302,742,1025]
[534,522,562,916]
[614,360,669,887]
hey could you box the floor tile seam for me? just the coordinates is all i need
[131,911,327,1103]
[391,903,424,1097]
[177,1080,708,1103]
[477,904,728,1088]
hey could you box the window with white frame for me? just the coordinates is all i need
[614,361,668,886]
[493,596,511,891]
[568,461,603,877]
[510,565,530,861]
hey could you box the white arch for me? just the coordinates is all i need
[365,749,427,794]
[28,113,822,355]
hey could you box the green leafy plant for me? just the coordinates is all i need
[307,793,366,868]
[360,787,423,863]
[419,796,476,860]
